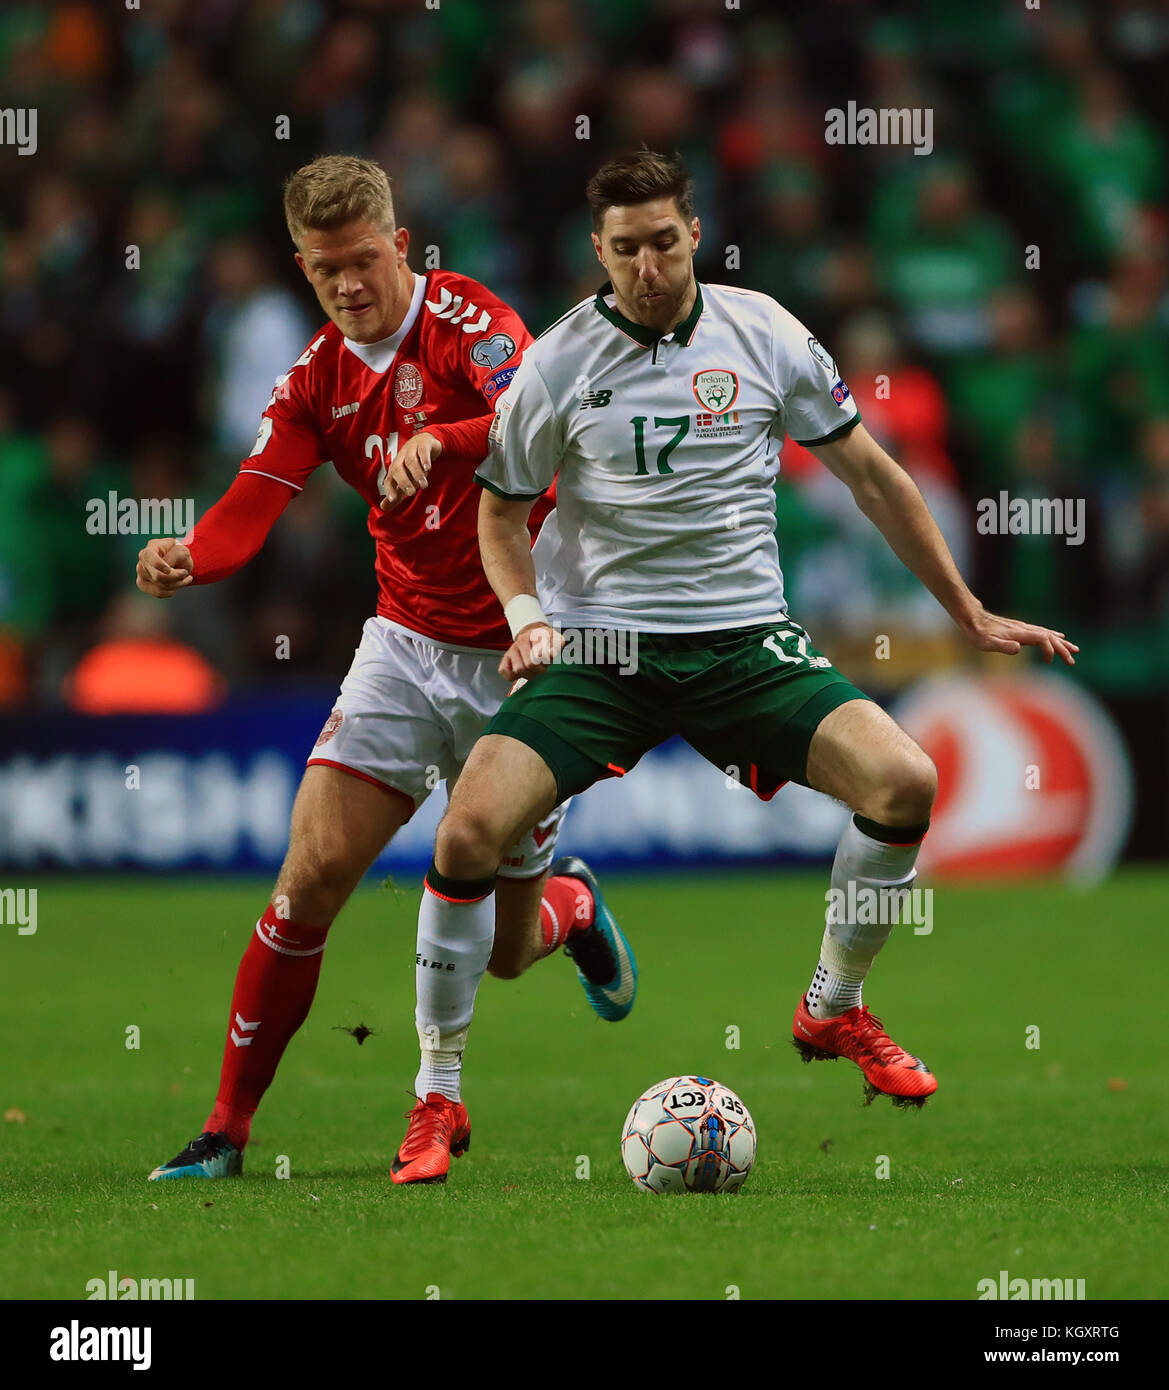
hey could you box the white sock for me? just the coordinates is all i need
[414,872,495,1102]
[806,816,925,1020]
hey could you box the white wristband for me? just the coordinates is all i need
[504,593,549,638]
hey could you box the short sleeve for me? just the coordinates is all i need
[775,307,861,448]
[462,301,533,407]
[475,353,563,501]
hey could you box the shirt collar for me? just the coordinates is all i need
[342,271,427,373]
[592,280,704,348]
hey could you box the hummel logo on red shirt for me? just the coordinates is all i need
[424,286,491,334]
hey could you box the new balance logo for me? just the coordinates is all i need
[578,390,612,410]
[230,1014,260,1048]
[424,286,491,334]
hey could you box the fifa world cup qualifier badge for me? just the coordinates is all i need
[470,332,517,369]
[806,338,851,405]
[807,337,835,373]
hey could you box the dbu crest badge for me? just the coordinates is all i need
[692,369,739,415]
[394,363,424,408]
[314,709,344,746]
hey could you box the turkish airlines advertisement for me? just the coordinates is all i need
[892,672,1133,884]
[0,673,1134,878]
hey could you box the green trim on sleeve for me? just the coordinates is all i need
[793,409,862,448]
[474,473,547,502]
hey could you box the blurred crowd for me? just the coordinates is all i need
[2,0,1168,706]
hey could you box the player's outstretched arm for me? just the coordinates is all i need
[135,473,296,597]
[478,488,563,680]
[808,422,1079,666]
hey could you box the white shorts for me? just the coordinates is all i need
[306,616,568,879]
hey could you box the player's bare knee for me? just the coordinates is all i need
[273,844,359,924]
[870,752,937,826]
[435,807,504,880]
[486,947,524,981]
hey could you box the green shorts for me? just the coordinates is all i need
[486,616,872,801]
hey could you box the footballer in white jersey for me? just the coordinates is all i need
[480,279,859,633]
[400,150,1078,1172]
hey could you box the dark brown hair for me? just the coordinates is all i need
[586,148,694,233]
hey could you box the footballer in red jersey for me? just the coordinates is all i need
[220,263,549,649]
[137,156,637,1186]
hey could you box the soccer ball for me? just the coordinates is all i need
[620,1075,756,1194]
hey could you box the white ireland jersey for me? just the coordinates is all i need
[477,280,861,631]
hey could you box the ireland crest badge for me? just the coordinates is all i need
[692,369,739,415]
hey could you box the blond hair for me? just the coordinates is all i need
[283,155,396,245]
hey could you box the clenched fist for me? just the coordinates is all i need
[136,538,194,598]
[499,623,564,681]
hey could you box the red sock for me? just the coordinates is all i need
[538,875,595,957]
[204,904,331,1149]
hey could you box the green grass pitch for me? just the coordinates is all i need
[3,870,1167,1301]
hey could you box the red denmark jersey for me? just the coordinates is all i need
[240,269,545,649]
